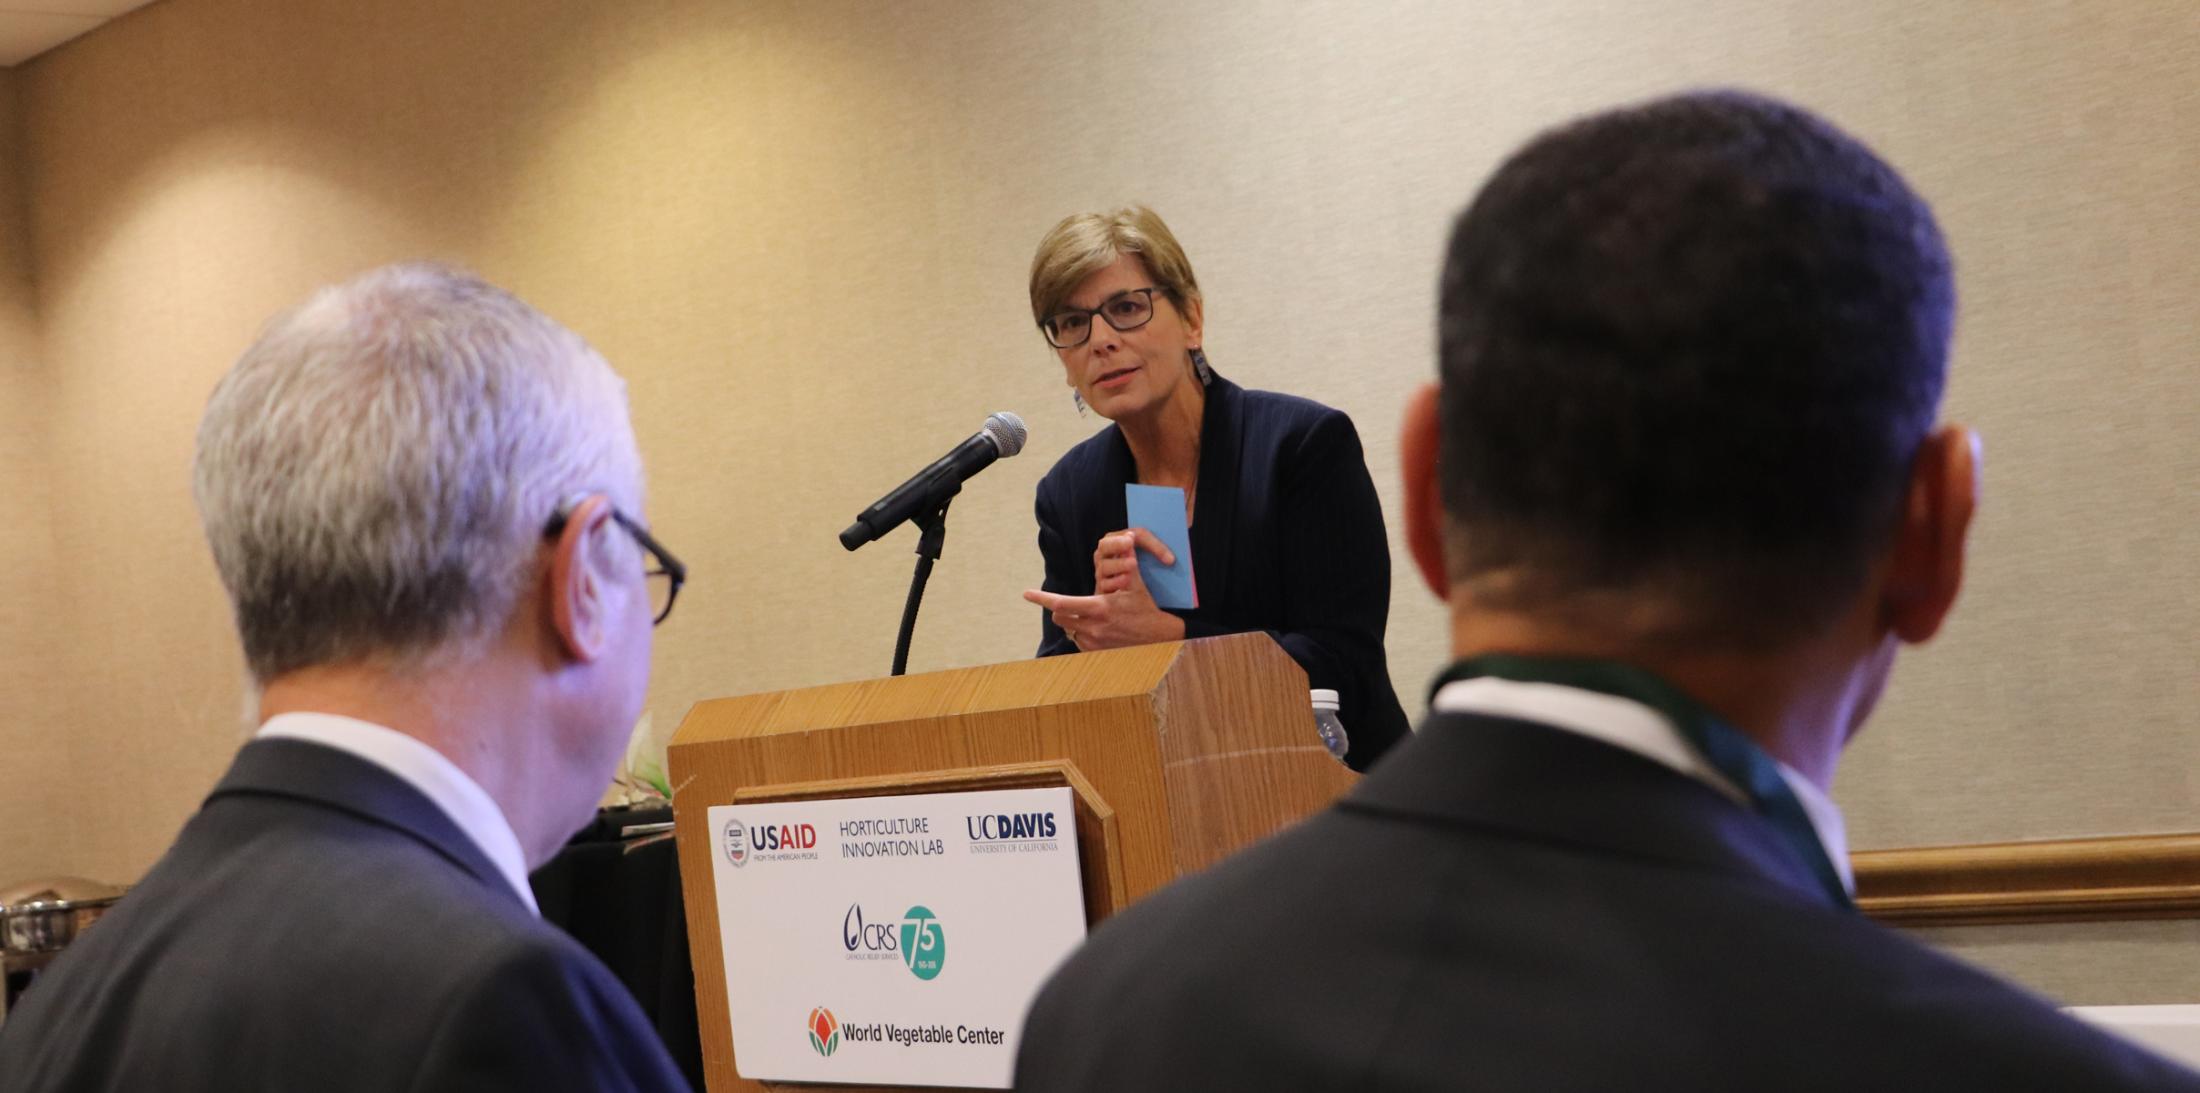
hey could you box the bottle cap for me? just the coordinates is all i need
[1309,688,1340,709]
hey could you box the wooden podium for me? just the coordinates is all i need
[668,632,1356,1093]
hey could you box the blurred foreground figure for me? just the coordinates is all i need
[1013,91,2200,1092]
[0,264,690,1092]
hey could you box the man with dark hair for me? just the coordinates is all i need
[1012,91,2200,1091]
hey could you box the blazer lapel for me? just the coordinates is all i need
[1189,373,1244,611]
[1095,425,1135,542]
[205,737,527,909]
[1345,711,1838,909]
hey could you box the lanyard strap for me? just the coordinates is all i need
[1431,654,1854,911]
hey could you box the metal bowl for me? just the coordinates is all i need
[0,877,125,957]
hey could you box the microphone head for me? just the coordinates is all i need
[983,411,1028,458]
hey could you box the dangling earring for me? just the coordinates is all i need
[1190,347,1213,386]
[1071,389,1087,416]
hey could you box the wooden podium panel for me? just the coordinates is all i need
[668,633,1355,1093]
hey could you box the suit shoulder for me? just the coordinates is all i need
[1020,805,2200,1091]
[1757,909,2200,1084]
[1019,811,1408,1088]
[153,794,552,987]
[1232,388,1364,470]
[0,805,631,1093]
[432,923,632,1008]
[1235,386,1349,432]
[1037,424,1121,491]
[410,926,688,1091]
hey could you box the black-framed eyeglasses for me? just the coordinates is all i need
[1041,286,1164,349]
[544,501,688,626]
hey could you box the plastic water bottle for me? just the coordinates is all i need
[1310,689,1349,763]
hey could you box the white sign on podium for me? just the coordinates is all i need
[706,786,1088,1088]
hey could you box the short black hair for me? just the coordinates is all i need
[1437,89,1954,642]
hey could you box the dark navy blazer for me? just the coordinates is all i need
[1015,711,2200,1092]
[1033,371,1410,770]
[0,739,690,1093]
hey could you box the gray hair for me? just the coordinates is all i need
[194,263,643,683]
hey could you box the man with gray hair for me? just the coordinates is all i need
[0,264,691,1092]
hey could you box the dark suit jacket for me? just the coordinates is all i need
[0,739,691,1093]
[1034,372,1410,769]
[1014,711,2200,1092]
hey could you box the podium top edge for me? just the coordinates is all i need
[667,633,1294,747]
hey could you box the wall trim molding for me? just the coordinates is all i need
[1853,833,2200,926]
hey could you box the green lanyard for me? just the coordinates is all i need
[1431,654,1855,911]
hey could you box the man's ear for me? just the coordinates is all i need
[1881,424,1982,644]
[1400,383,1451,601]
[547,495,617,664]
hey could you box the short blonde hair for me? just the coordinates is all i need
[1028,205,1202,331]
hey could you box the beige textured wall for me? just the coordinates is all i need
[1912,920,2200,1008]
[6,0,2195,998]
[0,66,75,883]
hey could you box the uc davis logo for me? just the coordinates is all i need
[722,818,748,867]
[807,1006,839,1057]
[964,810,1061,855]
[899,905,945,981]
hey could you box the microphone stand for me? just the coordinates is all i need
[890,477,961,677]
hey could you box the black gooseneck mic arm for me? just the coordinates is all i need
[889,478,959,677]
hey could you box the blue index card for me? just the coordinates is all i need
[1124,484,1198,609]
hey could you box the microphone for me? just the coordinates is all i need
[840,412,1028,551]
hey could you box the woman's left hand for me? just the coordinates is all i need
[1023,529,1186,651]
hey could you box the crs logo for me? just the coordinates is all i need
[899,905,945,981]
[843,903,947,981]
[722,818,747,867]
[806,1006,840,1057]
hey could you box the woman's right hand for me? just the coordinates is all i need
[1021,528,1184,651]
[1092,527,1175,593]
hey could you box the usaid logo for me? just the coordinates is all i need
[752,822,819,852]
[723,818,748,867]
[720,817,821,865]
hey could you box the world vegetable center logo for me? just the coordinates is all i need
[800,1004,1009,1057]
[807,1006,840,1057]
[842,903,947,980]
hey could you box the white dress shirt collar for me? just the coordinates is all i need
[1431,676,1854,895]
[255,711,540,914]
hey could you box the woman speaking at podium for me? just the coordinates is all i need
[1019,206,1408,771]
